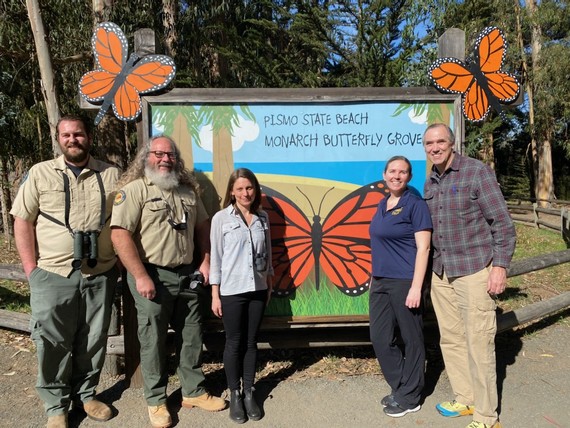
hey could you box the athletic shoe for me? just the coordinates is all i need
[383,402,421,418]
[381,394,397,407]
[436,400,474,417]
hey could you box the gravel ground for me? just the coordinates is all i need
[1,320,569,428]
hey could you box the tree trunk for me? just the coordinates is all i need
[479,132,495,169]
[525,0,553,207]
[537,132,554,206]
[0,158,11,247]
[162,0,178,57]
[25,0,60,158]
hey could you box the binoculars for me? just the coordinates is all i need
[72,231,98,269]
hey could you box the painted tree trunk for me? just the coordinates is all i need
[213,127,234,201]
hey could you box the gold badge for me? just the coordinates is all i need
[114,190,126,206]
[391,208,402,216]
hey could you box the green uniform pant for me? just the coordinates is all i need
[127,264,207,405]
[29,266,118,416]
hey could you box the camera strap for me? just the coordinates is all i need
[234,205,268,266]
[39,171,106,236]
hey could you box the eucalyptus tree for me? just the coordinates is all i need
[515,0,570,203]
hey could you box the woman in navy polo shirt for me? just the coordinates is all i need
[369,155,432,418]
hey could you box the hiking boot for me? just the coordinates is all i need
[182,392,227,411]
[466,421,502,428]
[383,402,421,418]
[46,413,68,428]
[148,404,172,428]
[436,400,474,417]
[381,394,397,407]
[83,399,113,421]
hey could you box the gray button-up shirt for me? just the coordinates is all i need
[210,205,273,296]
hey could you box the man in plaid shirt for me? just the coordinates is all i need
[423,123,516,428]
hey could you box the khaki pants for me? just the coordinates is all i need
[430,267,498,426]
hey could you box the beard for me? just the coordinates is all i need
[62,144,89,164]
[145,166,180,191]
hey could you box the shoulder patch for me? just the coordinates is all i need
[20,171,29,186]
[114,190,126,206]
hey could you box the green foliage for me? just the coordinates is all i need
[0,0,569,201]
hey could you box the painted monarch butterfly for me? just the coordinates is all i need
[261,181,389,297]
[429,26,520,122]
[79,22,176,125]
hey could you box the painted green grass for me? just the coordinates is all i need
[266,277,369,317]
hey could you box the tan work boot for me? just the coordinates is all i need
[182,392,227,411]
[148,404,172,428]
[83,399,113,421]
[46,413,68,428]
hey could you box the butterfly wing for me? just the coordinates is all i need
[477,26,520,103]
[79,22,128,103]
[261,187,315,296]
[429,57,474,95]
[112,55,176,122]
[463,80,490,122]
[319,181,390,296]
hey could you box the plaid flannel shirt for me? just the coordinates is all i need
[424,153,516,278]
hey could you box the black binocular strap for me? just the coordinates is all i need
[39,171,106,234]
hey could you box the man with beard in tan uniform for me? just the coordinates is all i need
[111,135,225,428]
[11,115,120,428]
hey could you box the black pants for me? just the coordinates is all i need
[220,290,267,391]
[369,277,425,409]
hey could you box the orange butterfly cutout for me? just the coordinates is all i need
[261,182,389,297]
[429,26,520,122]
[79,22,176,125]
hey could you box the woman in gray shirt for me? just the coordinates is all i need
[210,168,273,424]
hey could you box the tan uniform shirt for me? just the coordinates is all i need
[110,177,208,268]
[10,155,120,277]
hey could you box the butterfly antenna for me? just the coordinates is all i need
[296,186,335,216]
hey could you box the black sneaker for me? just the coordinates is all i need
[381,394,397,407]
[383,402,421,418]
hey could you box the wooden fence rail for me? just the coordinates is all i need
[507,201,570,244]
[2,247,570,342]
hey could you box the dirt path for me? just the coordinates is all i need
[1,322,569,428]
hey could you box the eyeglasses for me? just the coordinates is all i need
[150,150,178,160]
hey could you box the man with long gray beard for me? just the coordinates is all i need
[110,135,225,428]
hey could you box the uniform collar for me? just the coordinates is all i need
[383,188,411,210]
[54,154,101,171]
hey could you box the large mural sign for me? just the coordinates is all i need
[143,88,458,321]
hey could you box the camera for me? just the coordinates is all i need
[179,270,204,295]
[72,231,98,270]
[254,253,267,272]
